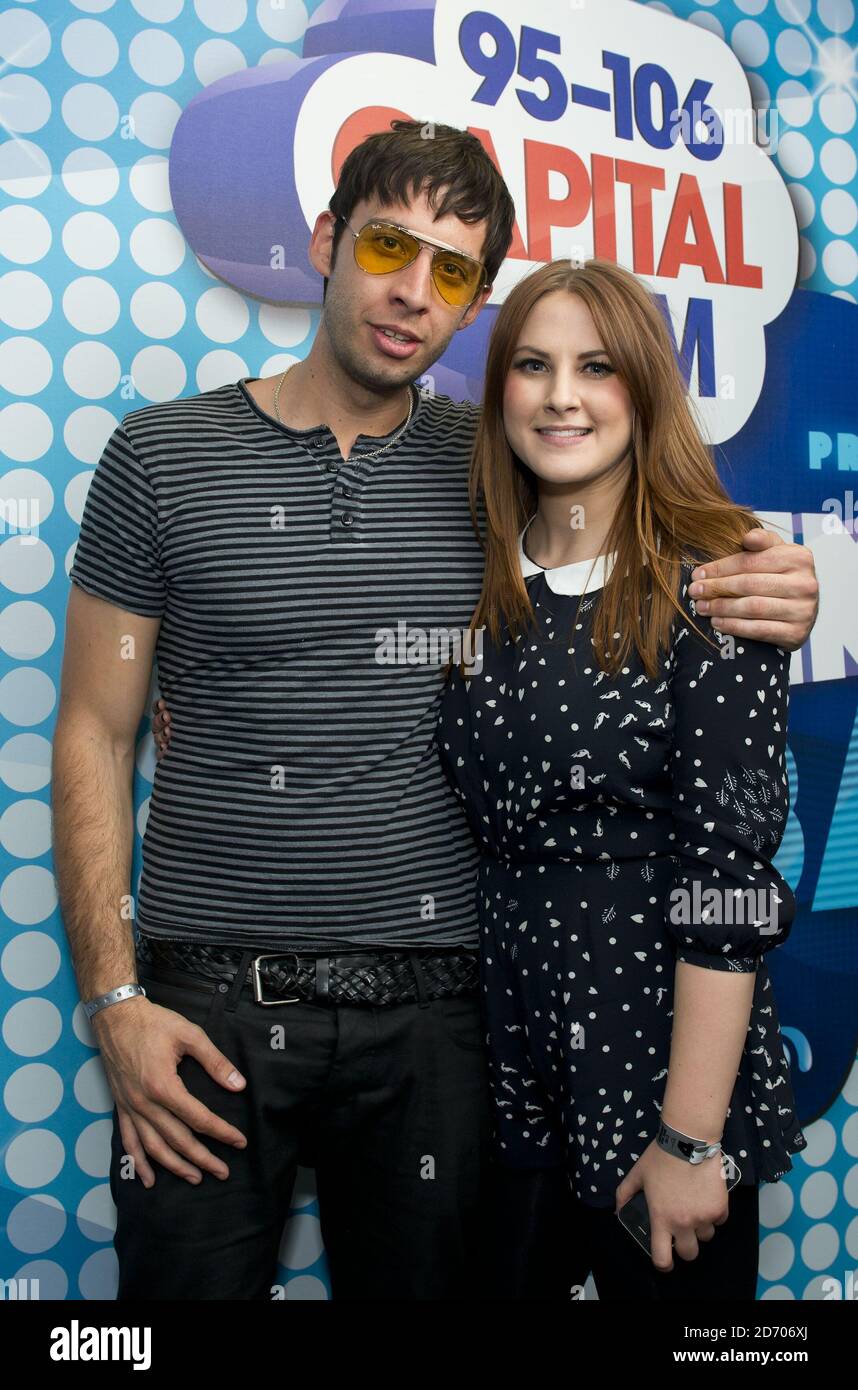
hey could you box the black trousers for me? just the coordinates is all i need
[110,951,761,1300]
[110,951,493,1300]
[479,1165,761,1300]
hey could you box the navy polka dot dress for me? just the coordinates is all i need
[436,530,807,1209]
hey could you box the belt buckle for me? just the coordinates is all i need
[251,953,302,1006]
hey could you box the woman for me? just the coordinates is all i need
[435,257,806,1300]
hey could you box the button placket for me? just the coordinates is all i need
[330,475,360,540]
[329,461,366,540]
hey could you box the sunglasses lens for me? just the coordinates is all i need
[354,224,417,273]
[353,223,484,307]
[432,254,483,306]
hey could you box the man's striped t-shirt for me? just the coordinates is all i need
[68,376,488,952]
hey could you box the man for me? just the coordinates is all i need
[53,120,819,1301]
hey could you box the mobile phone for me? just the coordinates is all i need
[616,1154,742,1259]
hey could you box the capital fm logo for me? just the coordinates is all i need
[169,0,799,443]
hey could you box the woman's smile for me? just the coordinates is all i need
[534,424,594,446]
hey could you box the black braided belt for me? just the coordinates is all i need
[136,934,479,1007]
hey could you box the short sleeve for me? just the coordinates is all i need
[665,563,796,972]
[69,422,167,617]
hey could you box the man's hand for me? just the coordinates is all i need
[689,528,819,651]
[93,994,247,1187]
[152,695,171,759]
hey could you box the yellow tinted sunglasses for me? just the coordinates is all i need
[336,215,488,308]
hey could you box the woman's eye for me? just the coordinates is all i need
[513,358,614,375]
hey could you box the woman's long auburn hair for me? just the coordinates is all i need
[465,257,763,680]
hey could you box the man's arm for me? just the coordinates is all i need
[689,528,819,651]
[52,587,158,1001]
[53,587,247,1186]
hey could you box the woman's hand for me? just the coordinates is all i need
[615,1139,730,1272]
[151,695,172,759]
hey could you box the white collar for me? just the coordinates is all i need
[518,524,615,595]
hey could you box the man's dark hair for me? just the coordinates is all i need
[323,119,516,302]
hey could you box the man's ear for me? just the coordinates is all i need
[458,282,493,331]
[308,210,337,280]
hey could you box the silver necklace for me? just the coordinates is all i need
[272,363,414,461]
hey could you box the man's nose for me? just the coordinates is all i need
[389,245,437,305]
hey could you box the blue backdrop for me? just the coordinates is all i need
[0,0,856,1301]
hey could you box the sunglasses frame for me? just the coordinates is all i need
[335,214,490,307]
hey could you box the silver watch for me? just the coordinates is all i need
[656,1118,722,1165]
[83,983,147,1020]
